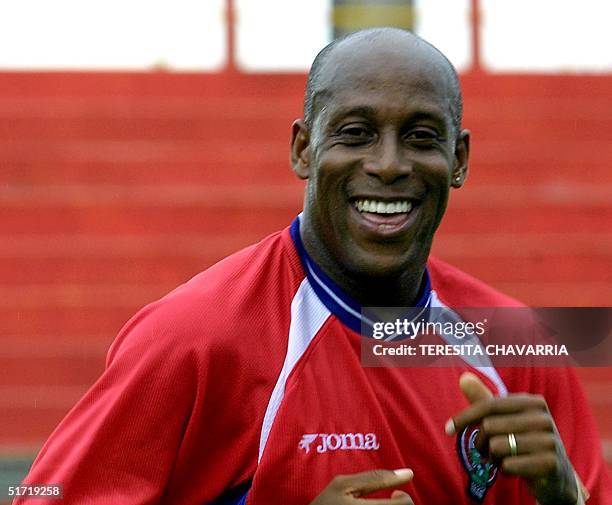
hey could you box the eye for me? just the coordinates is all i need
[342,126,368,136]
[403,128,445,147]
[337,124,374,145]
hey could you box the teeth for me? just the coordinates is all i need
[354,199,413,214]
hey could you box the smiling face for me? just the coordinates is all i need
[292,32,469,302]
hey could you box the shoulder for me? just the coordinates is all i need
[427,256,523,307]
[107,227,305,364]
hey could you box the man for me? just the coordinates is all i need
[17,28,609,504]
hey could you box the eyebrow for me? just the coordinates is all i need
[408,110,449,129]
[328,106,377,121]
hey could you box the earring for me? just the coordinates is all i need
[454,175,461,183]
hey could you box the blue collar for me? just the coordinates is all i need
[290,216,431,335]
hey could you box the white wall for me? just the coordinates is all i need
[0,0,610,73]
[481,0,612,73]
[0,0,226,71]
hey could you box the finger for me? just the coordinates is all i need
[390,491,411,499]
[446,394,548,435]
[480,412,555,438]
[336,469,413,497]
[489,432,557,459]
[456,373,495,449]
[502,453,577,504]
[354,491,415,505]
[445,372,493,435]
[460,372,493,404]
[501,451,561,479]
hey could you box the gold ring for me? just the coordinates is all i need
[508,432,518,457]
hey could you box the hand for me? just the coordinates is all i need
[446,372,579,505]
[309,468,415,505]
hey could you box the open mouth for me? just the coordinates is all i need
[349,197,419,238]
[354,199,413,215]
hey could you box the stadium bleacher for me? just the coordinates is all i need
[0,57,611,500]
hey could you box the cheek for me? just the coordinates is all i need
[312,177,348,225]
[415,152,453,189]
[310,152,355,198]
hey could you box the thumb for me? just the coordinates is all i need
[391,490,410,498]
[341,468,413,497]
[459,371,493,404]
[444,372,495,437]
[390,489,415,504]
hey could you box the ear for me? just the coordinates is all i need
[451,129,470,188]
[291,119,311,180]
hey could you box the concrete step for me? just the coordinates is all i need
[1,352,104,387]
[2,404,77,446]
[0,72,306,99]
[0,205,299,235]
[0,306,139,338]
[0,115,295,142]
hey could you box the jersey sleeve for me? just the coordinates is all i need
[534,367,612,504]
[14,301,201,505]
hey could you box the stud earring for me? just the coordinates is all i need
[454,175,461,183]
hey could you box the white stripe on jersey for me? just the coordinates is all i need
[430,291,508,396]
[258,278,331,462]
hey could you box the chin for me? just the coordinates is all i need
[373,233,429,260]
[344,251,415,280]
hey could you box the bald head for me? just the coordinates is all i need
[304,28,462,136]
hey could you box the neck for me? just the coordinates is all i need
[329,268,425,307]
[299,224,426,308]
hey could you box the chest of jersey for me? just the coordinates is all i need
[247,318,529,504]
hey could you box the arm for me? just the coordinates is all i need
[534,367,611,504]
[14,305,199,504]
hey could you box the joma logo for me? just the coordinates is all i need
[299,433,380,454]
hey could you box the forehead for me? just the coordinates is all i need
[317,41,454,123]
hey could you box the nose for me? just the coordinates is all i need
[363,132,411,184]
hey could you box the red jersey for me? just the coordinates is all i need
[16,218,611,504]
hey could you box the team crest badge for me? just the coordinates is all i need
[457,425,498,502]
